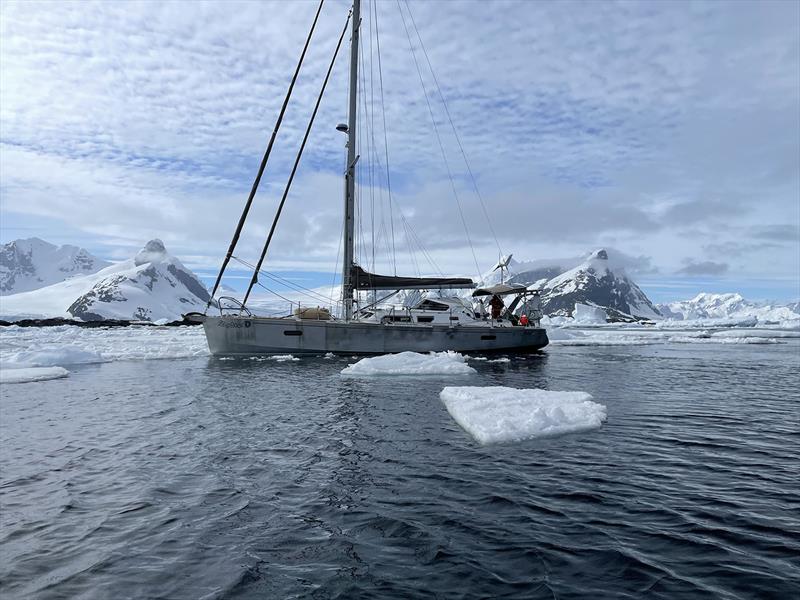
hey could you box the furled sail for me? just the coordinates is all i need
[351,265,474,290]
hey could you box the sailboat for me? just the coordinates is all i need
[188,0,548,355]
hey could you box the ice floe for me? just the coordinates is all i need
[440,386,607,444]
[341,351,476,377]
[3,347,108,368]
[0,325,209,366]
[247,354,300,362]
[1,366,70,384]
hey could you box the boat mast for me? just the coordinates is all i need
[342,0,360,321]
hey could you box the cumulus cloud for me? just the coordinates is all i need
[677,259,730,276]
[0,0,798,295]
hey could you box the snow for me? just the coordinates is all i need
[0,239,209,322]
[341,351,476,376]
[1,238,110,295]
[657,293,800,327]
[1,366,69,384]
[440,386,607,444]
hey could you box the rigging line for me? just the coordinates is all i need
[403,0,503,261]
[368,0,376,273]
[373,1,397,275]
[242,11,352,307]
[396,0,482,280]
[367,143,443,276]
[206,0,325,310]
[253,280,293,305]
[356,36,369,267]
[232,256,339,306]
[329,211,344,308]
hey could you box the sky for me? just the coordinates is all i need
[1,0,798,303]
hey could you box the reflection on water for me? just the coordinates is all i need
[1,343,798,599]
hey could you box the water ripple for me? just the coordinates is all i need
[1,343,799,598]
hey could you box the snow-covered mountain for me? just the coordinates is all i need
[658,293,800,326]
[488,249,660,321]
[0,238,111,295]
[0,239,210,322]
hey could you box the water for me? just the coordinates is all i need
[2,340,799,599]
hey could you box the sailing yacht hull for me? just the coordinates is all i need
[202,316,548,355]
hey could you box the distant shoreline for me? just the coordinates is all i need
[0,318,201,328]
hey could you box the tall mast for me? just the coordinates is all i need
[342,0,360,321]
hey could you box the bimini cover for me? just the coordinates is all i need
[472,283,528,297]
[351,265,474,290]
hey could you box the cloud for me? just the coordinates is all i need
[0,0,798,296]
[750,224,799,241]
[677,259,729,276]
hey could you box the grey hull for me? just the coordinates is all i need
[202,316,548,355]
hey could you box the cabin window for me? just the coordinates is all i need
[382,315,412,323]
[284,330,303,336]
[417,300,449,311]
[481,334,496,340]
[417,316,434,323]
[449,316,459,321]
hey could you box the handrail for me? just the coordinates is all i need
[218,296,253,317]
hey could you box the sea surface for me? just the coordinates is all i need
[1,333,799,599]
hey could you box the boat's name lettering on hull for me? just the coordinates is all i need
[218,320,252,328]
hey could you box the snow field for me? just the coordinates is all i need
[441,386,607,444]
[341,351,476,377]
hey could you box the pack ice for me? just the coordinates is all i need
[440,386,607,444]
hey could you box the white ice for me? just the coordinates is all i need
[0,325,209,367]
[2,347,107,368]
[1,366,69,384]
[247,354,300,362]
[341,351,476,377]
[440,386,607,444]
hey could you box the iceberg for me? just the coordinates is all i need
[341,351,476,377]
[440,386,606,444]
[0,366,69,384]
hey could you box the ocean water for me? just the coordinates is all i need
[1,336,799,599]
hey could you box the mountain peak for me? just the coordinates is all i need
[1,238,110,295]
[588,248,608,261]
[134,239,169,266]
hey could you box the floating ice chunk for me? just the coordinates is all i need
[2,347,107,368]
[487,357,511,363]
[1,366,69,384]
[573,303,608,324]
[269,354,299,362]
[324,352,335,359]
[341,351,476,377]
[468,356,488,361]
[440,386,606,444]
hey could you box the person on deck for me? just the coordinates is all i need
[489,294,504,320]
